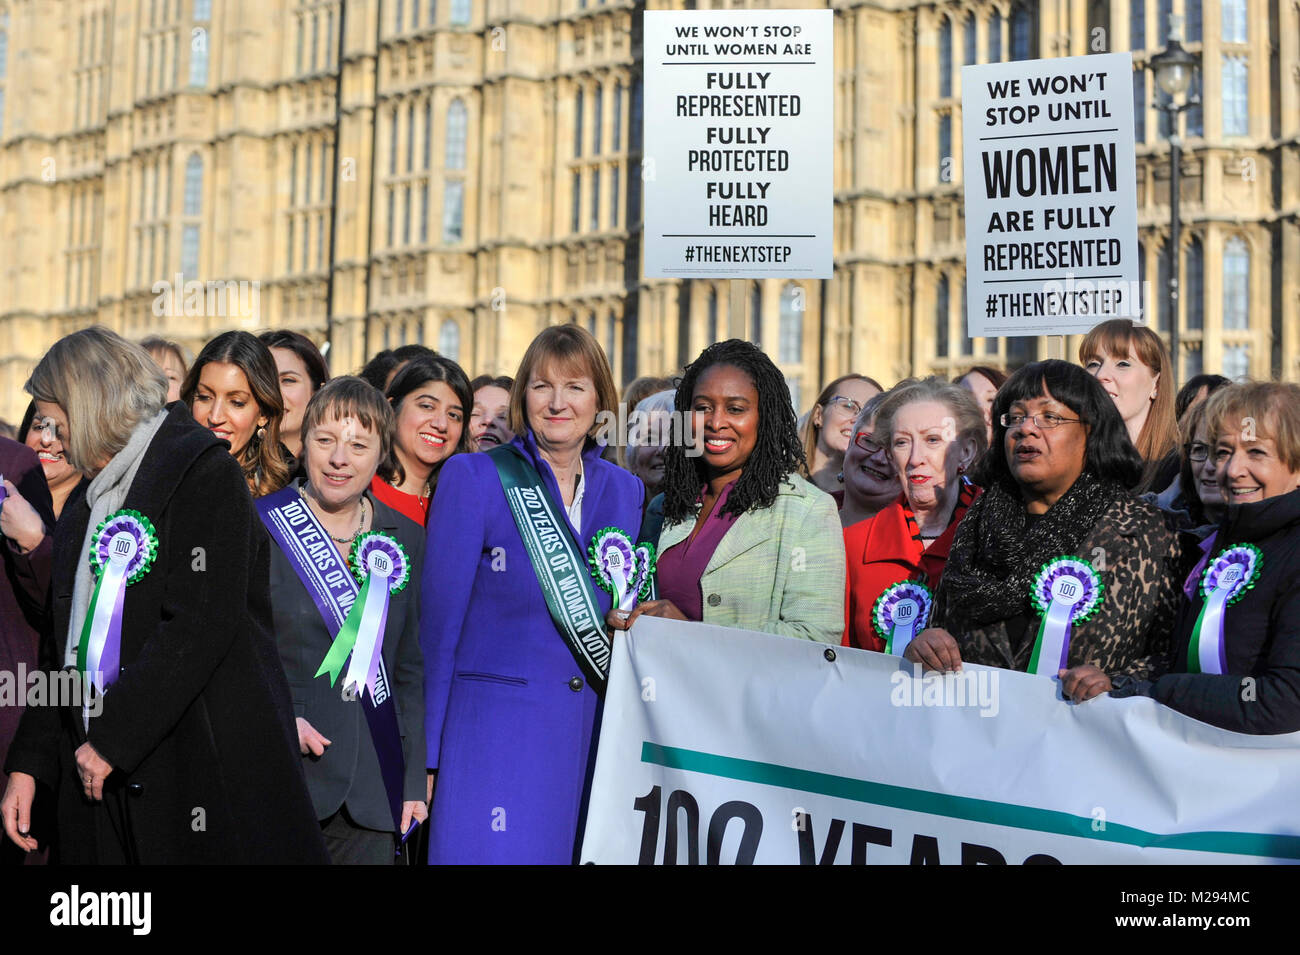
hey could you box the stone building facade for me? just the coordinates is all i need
[0,0,1295,423]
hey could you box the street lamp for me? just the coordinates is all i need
[1148,31,1200,388]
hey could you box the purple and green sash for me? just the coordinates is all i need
[257,486,412,838]
[489,445,614,695]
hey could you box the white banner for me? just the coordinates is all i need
[961,52,1140,338]
[642,9,833,279]
[581,617,1300,864]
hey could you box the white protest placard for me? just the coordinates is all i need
[961,52,1140,338]
[642,9,833,280]
[582,617,1300,865]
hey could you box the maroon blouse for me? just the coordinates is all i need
[657,481,740,622]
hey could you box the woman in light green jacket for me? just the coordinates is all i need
[608,340,846,644]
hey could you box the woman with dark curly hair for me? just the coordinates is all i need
[608,340,845,644]
[908,360,1184,704]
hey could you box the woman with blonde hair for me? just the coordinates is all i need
[1113,382,1300,734]
[0,326,325,862]
[843,378,986,652]
[139,336,189,404]
[1079,319,1178,493]
[182,330,291,498]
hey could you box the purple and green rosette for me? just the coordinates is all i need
[77,509,158,693]
[872,580,932,656]
[1028,557,1103,677]
[316,532,410,700]
[1188,543,1262,674]
[589,526,639,612]
[633,541,657,601]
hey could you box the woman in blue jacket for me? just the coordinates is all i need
[420,325,644,864]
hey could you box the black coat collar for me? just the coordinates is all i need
[1223,487,1300,543]
[59,404,223,561]
[121,402,226,515]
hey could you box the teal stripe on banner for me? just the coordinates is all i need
[640,742,1300,859]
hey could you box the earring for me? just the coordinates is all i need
[255,426,267,443]
[957,464,966,474]
[836,471,844,484]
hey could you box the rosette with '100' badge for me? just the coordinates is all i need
[589,527,644,612]
[316,532,410,701]
[1188,543,1262,675]
[78,509,159,695]
[872,580,932,656]
[1028,557,1103,678]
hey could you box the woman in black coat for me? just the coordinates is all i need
[0,327,327,863]
[1114,382,1300,734]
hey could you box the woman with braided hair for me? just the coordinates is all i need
[607,340,845,644]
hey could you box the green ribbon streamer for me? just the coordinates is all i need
[76,572,107,679]
[315,572,374,686]
[1026,613,1050,675]
[1186,597,1212,675]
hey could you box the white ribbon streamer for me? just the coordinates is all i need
[81,533,136,728]
[887,599,920,657]
[1196,581,1235,675]
[343,560,392,700]
[613,562,636,613]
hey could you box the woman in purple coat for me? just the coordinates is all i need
[421,325,644,864]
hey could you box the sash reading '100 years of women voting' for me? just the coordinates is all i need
[489,445,612,695]
[256,486,412,838]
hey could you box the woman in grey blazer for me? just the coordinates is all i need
[264,377,427,864]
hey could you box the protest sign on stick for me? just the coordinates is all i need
[643,9,833,280]
[962,52,1140,339]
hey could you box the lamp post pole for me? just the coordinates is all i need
[1148,27,1199,390]
[1168,131,1181,386]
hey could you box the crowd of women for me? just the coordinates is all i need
[0,315,1296,865]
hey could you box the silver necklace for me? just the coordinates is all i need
[299,483,367,544]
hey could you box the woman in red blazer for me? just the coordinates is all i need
[844,378,988,651]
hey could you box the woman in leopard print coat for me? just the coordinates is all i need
[908,361,1185,702]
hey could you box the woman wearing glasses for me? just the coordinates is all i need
[838,392,897,529]
[801,375,883,494]
[907,361,1183,704]
[1167,399,1228,537]
[843,379,985,651]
